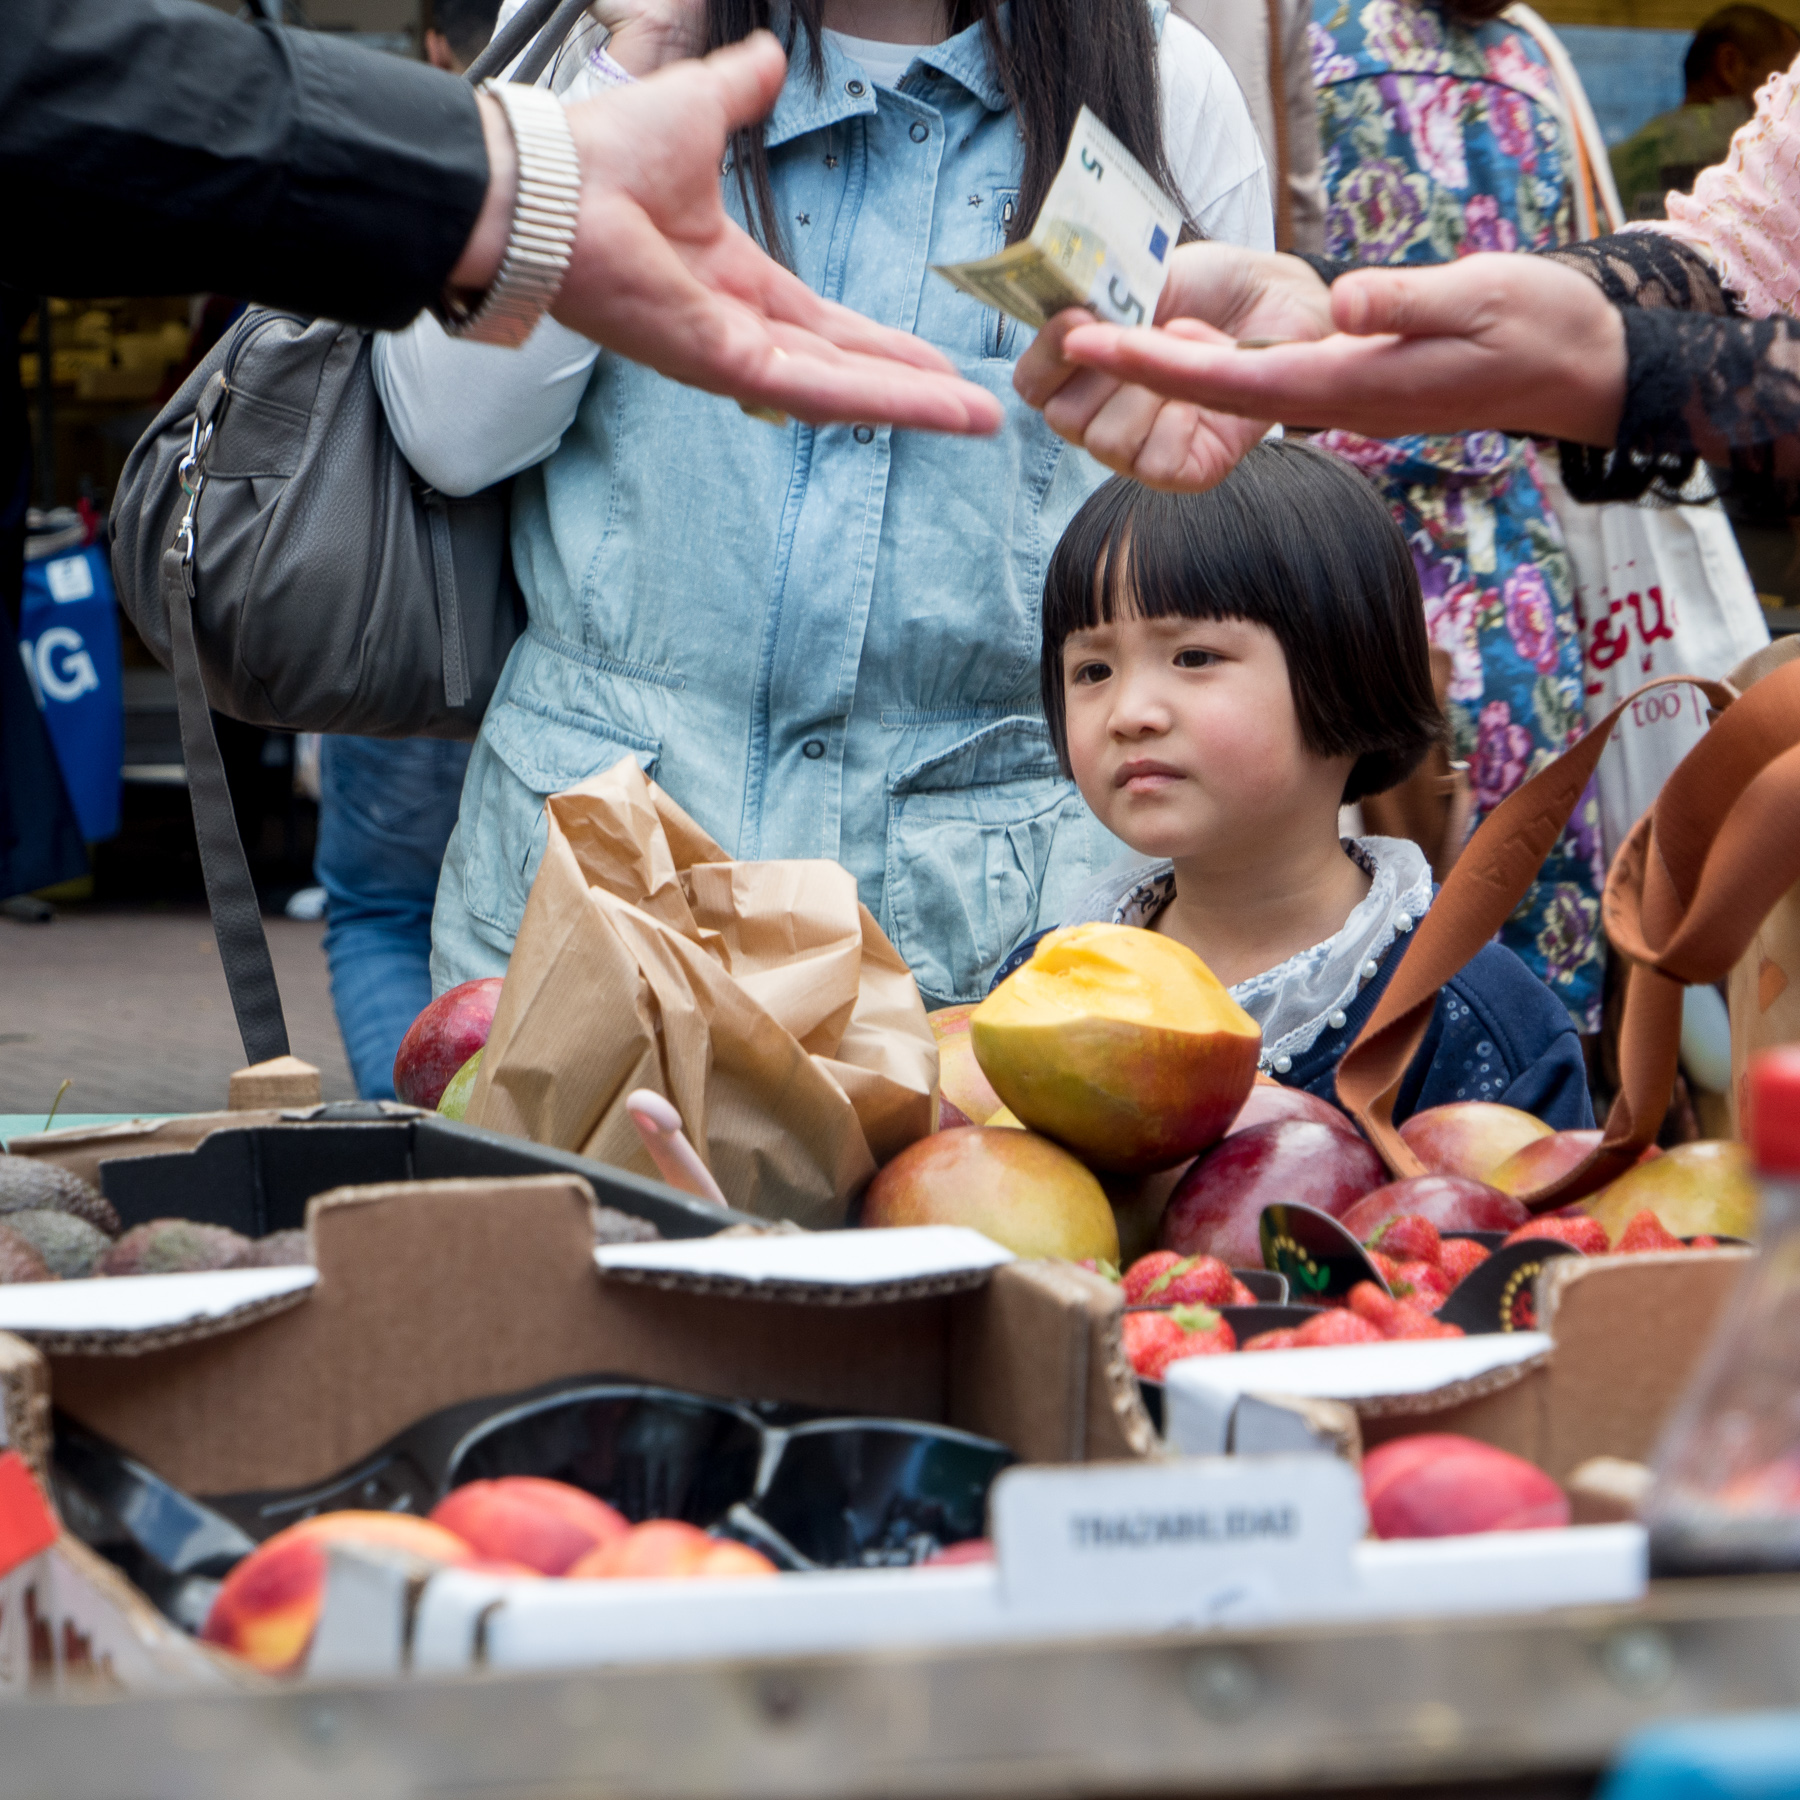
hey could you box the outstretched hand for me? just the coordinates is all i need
[1012,244,1334,489]
[550,34,1002,435]
[1043,253,1626,478]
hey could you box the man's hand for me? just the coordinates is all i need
[1013,244,1332,489]
[537,33,1000,434]
[1048,253,1627,472]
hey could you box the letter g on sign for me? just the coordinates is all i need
[34,626,99,703]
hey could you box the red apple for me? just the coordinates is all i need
[392,978,503,1110]
[1339,1175,1529,1243]
[1159,1119,1388,1269]
[1363,1434,1570,1539]
[1398,1103,1552,1182]
[1225,1084,1363,1140]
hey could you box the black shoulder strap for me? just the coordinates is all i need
[163,381,291,1066]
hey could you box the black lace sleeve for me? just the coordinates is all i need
[1536,233,1765,503]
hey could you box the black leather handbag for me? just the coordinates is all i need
[105,0,582,1068]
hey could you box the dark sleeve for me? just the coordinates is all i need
[0,0,490,330]
[1392,944,1595,1131]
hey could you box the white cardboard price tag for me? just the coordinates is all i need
[991,1455,1365,1633]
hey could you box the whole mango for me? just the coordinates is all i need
[971,924,1260,1173]
[1583,1139,1758,1245]
[862,1126,1119,1263]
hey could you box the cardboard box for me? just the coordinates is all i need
[1163,1249,1753,1480]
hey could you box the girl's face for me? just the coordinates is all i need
[1060,612,1354,866]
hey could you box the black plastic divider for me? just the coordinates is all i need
[94,1113,754,1242]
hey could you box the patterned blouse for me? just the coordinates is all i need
[1307,0,1607,1035]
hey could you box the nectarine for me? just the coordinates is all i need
[1399,1103,1551,1182]
[1363,1434,1570,1539]
[430,1477,628,1576]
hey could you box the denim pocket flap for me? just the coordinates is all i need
[480,698,659,796]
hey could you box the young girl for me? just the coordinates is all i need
[375,0,1273,1012]
[1008,440,1593,1127]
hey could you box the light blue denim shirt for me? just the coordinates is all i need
[427,9,1269,1006]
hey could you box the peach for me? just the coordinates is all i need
[429,1477,629,1575]
[1486,1130,1603,1197]
[929,1005,1004,1130]
[1159,1119,1388,1268]
[567,1520,776,1580]
[1583,1139,1758,1245]
[862,1126,1119,1262]
[1398,1103,1552,1182]
[1339,1175,1529,1243]
[1363,1434,1570,1539]
[971,924,1260,1173]
[393,977,503,1110]
[201,1512,479,1674]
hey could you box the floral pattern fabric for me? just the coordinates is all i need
[1309,0,1606,1032]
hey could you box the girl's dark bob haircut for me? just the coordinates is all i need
[1040,440,1443,805]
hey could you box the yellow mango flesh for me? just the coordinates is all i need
[971,923,1261,1173]
[1583,1138,1759,1244]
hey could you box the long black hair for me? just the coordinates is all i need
[1039,443,1445,805]
[708,0,1189,264]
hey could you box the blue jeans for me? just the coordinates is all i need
[315,736,473,1100]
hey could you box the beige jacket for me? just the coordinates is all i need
[1173,0,1324,251]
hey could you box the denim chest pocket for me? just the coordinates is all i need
[461,698,660,942]
[922,184,1023,365]
[882,718,1080,1005]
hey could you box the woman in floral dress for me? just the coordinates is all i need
[1308,0,1605,1033]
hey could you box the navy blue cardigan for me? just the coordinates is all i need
[991,922,1594,1131]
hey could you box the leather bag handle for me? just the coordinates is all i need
[1336,672,1742,1209]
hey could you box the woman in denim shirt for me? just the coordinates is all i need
[378,0,1271,1007]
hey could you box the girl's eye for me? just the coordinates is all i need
[1174,648,1219,670]
[1070,660,1112,686]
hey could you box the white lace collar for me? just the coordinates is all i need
[1069,837,1435,1074]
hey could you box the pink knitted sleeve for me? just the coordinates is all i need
[1658,54,1800,321]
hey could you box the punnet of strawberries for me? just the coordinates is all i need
[1121,1305,1236,1378]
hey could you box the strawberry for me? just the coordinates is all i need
[1394,1260,1451,1307]
[1691,1235,1719,1249]
[1348,1281,1463,1340]
[1162,1304,1237,1365]
[1124,1251,1238,1308]
[1373,1215,1442,1268]
[1242,1327,1302,1351]
[1437,1237,1490,1285]
[1502,1216,1609,1256]
[1120,1252,1184,1304]
[1121,1311,1187,1379]
[1613,1210,1684,1254]
[1293,1307,1384,1347]
[1367,1248,1407,1288]
[1227,1277,1258,1305]
[1124,1306,1235,1377]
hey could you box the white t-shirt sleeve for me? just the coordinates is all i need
[371,312,599,497]
[1158,12,1275,252]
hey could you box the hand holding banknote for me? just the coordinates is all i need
[1017,248,1628,489]
[1012,244,1335,491]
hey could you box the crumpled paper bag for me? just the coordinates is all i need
[465,758,938,1225]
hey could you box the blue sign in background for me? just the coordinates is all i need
[18,544,122,844]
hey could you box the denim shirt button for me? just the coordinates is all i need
[803,739,826,760]
[846,78,865,96]
[853,424,875,444]
[909,121,929,142]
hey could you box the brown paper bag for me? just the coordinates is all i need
[464,759,937,1226]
